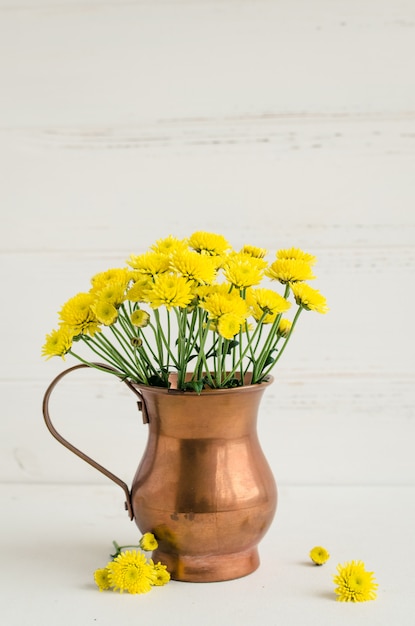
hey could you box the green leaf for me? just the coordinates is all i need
[225,339,239,354]
[210,340,239,358]
[148,374,169,388]
[183,380,204,394]
[263,355,276,367]
[224,378,242,388]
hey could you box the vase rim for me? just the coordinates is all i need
[132,374,274,395]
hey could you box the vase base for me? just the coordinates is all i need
[152,547,260,583]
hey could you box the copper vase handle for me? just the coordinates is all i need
[41,362,144,520]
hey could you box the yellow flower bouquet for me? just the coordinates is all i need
[42,231,328,391]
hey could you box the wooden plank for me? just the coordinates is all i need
[1,0,415,488]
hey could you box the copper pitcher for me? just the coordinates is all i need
[42,363,277,582]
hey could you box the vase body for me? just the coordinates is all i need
[130,380,277,582]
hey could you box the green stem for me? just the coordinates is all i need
[251,284,291,382]
[68,350,125,379]
[254,305,304,382]
[175,307,188,389]
[111,541,141,558]
[220,311,268,387]
[97,330,136,371]
[251,313,282,381]
[109,325,136,363]
[79,336,125,370]
[215,334,223,386]
[220,337,229,384]
[153,309,179,371]
[166,308,171,375]
[184,307,199,362]
[191,312,212,382]
[138,324,160,365]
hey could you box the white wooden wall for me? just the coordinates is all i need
[2,0,414,492]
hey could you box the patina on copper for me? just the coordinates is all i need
[42,363,277,582]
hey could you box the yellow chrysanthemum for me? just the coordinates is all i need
[240,244,268,259]
[41,326,74,359]
[194,283,232,303]
[290,282,329,314]
[90,268,132,291]
[43,234,326,386]
[170,249,217,285]
[107,550,156,595]
[146,273,194,310]
[309,546,330,565]
[126,276,152,303]
[227,250,268,270]
[58,293,100,336]
[150,561,171,586]
[247,288,291,323]
[139,533,158,552]
[94,567,111,591]
[91,301,118,326]
[90,281,126,307]
[333,561,378,602]
[276,247,317,265]
[223,256,265,289]
[277,317,292,337]
[150,235,188,256]
[127,251,170,276]
[200,290,249,321]
[217,312,243,339]
[188,231,230,256]
[130,309,150,328]
[266,259,316,284]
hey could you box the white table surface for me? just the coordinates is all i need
[2,483,414,626]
